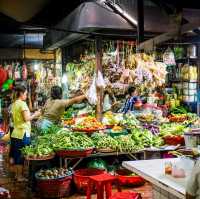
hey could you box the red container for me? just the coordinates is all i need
[163,135,185,146]
[73,168,105,194]
[56,148,94,158]
[37,175,72,198]
[116,169,145,187]
[110,191,142,199]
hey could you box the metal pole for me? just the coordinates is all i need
[136,0,144,45]
[95,37,103,121]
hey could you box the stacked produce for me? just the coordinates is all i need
[159,123,187,137]
[22,145,54,159]
[66,56,95,95]
[131,128,164,148]
[91,133,118,151]
[36,168,72,180]
[73,116,105,131]
[51,130,94,151]
[22,129,94,158]
[120,113,139,128]
[102,112,123,126]
[126,53,167,89]
[159,123,187,145]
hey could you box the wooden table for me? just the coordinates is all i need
[122,158,194,199]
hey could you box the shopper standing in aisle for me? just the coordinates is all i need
[10,85,41,182]
[38,86,86,130]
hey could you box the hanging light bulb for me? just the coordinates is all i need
[34,64,39,71]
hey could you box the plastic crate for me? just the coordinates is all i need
[116,169,145,187]
[73,168,104,194]
[110,191,142,199]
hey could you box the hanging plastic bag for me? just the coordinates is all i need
[103,94,111,112]
[163,47,176,65]
[14,62,21,80]
[22,64,28,80]
[96,70,106,89]
[86,76,97,105]
[120,68,130,83]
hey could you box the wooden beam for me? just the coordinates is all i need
[138,22,200,51]
[95,37,103,121]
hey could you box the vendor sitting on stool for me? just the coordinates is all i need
[122,86,140,114]
[38,86,86,130]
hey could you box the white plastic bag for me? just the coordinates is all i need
[96,70,106,89]
[103,94,111,112]
[163,47,176,65]
[86,76,97,105]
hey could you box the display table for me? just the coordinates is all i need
[122,158,194,199]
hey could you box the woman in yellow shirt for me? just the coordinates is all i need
[10,85,40,182]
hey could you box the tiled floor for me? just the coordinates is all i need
[0,153,153,199]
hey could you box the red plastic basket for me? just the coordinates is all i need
[37,175,72,198]
[163,135,185,146]
[73,168,105,194]
[116,169,145,187]
[56,148,94,158]
[110,191,142,199]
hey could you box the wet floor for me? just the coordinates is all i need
[0,152,153,199]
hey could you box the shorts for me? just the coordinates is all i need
[10,134,30,165]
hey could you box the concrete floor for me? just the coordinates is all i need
[0,152,153,199]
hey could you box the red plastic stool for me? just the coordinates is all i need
[109,191,142,199]
[86,173,121,199]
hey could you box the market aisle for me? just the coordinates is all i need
[0,154,152,199]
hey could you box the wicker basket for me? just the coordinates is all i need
[37,175,72,198]
[56,148,94,158]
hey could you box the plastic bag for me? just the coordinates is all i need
[86,76,97,105]
[103,94,111,112]
[163,47,176,65]
[120,68,130,83]
[96,70,106,89]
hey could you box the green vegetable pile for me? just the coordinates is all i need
[159,123,187,137]
[170,106,188,114]
[131,128,164,148]
[63,107,75,119]
[91,128,163,153]
[91,133,118,151]
[22,129,94,157]
[116,135,141,152]
[23,126,166,157]
[120,113,140,128]
[51,130,94,150]
[22,145,54,158]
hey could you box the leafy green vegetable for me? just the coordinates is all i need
[159,123,187,137]
[91,133,118,150]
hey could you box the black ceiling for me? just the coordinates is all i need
[1,0,200,48]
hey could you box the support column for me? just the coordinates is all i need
[136,0,144,46]
[95,37,103,121]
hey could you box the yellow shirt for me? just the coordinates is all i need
[11,99,31,139]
